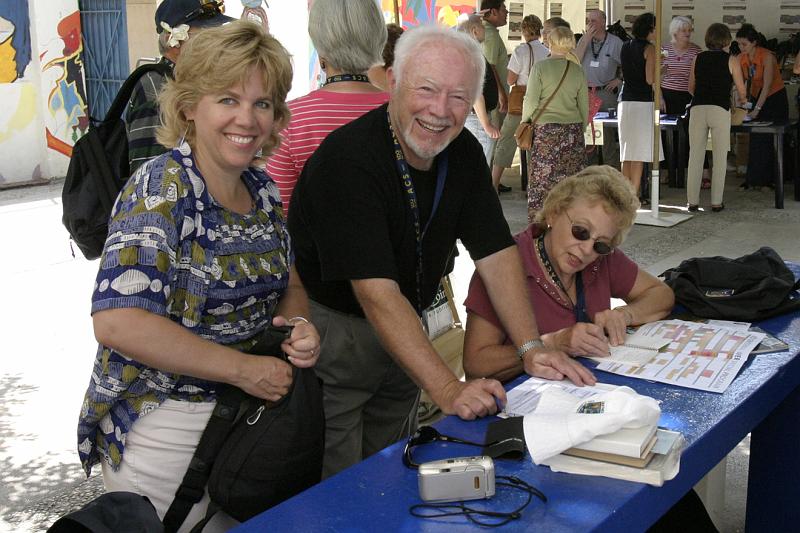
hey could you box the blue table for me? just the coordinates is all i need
[235,268,800,532]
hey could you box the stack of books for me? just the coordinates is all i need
[562,423,658,468]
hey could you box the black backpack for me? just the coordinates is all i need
[661,247,800,322]
[61,62,171,260]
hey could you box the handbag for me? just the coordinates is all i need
[515,61,571,150]
[508,43,533,115]
[162,326,325,531]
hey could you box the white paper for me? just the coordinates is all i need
[500,377,615,418]
[587,330,672,366]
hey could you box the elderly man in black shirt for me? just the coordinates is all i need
[289,24,594,478]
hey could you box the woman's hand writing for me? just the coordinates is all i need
[551,323,610,357]
[593,308,630,347]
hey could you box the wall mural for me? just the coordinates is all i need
[0,0,32,83]
[381,0,476,28]
[41,10,88,157]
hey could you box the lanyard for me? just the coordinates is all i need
[387,111,448,316]
[535,236,590,323]
[324,73,371,86]
[590,35,607,60]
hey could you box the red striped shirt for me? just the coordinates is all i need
[661,42,701,92]
[266,89,389,212]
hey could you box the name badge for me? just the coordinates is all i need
[590,60,600,68]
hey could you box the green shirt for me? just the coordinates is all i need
[482,22,509,93]
[521,58,588,125]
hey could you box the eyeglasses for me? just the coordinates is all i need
[182,0,224,25]
[403,426,522,468]
[564,212,614,255]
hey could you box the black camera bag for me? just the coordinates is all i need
[163,330,324,532]
[661,247,800,321]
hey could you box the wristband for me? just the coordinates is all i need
[517,339,545,360]
[617,306,634,326]
[288,316,309,325]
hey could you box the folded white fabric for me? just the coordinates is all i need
[522,385,661,463]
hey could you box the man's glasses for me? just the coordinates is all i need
[182,0,224,25]
[565,212,614,255]
[403,426,521,468]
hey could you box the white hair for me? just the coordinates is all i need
[392,24,485,102]
[309,0,387,73]
[670,16,693,42]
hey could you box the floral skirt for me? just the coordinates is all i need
[527,122,586,221]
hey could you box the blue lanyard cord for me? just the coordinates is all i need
[387,111,448,315]
[535,235,589,323]
[324,73,371,86]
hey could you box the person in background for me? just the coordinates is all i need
[661,16,706,188]
[481,0,511,191]
[735,23,789,192]
[574,9,623,168]
[266,0,388,212]
[367,23,404,91]
[463,165,673,380]
[78,21,320,530]
[618,12,662,196]
[490,14,549,191]
[542,16,570,48]
[458,14,501,165]
[521,26,588,220]
[288,24,592,478]
[126,0,232,174]
[686,23,747,213]
[794,49,800,75]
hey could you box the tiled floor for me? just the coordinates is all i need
[1,166,796,531]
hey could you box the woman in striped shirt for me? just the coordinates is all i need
[266,0,389,212]
[661,16,705,186]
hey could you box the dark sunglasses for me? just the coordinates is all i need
[565,212,614,255]
[403,426,520,468]
[182,0,224,25]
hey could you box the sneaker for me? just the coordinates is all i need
[498,184,512,193]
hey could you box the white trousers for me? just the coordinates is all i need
[101,399,238,533]
[687,105,730,206]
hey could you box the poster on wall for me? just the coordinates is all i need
[779,3,800,34]
[622,1,651,31]
[381,0,475,28]
[508,1,524,42]
[0,0,31,83]
[549,2,563,19]
[586,0,600,12]
[722,0,747,31]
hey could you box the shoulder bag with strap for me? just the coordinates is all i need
[508,42,534,115]
[514,60,571,150]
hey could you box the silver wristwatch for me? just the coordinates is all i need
[517,339,545,360]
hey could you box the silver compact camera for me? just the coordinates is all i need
[417,456,495,503]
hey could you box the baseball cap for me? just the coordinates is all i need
[155,0,234,33]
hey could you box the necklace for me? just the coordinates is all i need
[535,235,574,297]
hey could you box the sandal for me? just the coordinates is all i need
[687,204,699,212]
[711,204,725,213]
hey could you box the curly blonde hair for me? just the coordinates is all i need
[157,20,293,156]
[534,165,640,247]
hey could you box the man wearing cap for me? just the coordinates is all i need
[288,24,593,478]
[125,0,232,174]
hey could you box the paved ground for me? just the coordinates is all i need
[0,167,798,532]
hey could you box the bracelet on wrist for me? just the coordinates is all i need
[617,306,634,326]
[516,339,545,360]
[288,316,309,325]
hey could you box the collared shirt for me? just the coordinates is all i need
[125,57,174,174]
[77,141,292,475]
[580,32,623,87]
[482,21,509,93]
[464,224,638,335]
[508,39,550,86]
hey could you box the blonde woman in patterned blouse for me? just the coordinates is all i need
[77,21,320,529]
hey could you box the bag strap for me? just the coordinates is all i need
[526,42,533,76]
[162,387,245,533]
[530,60,571,127]
[103,61,172,123]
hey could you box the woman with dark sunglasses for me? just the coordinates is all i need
[462,165,674,382]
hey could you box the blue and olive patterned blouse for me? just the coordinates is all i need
[77,141,292,475]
